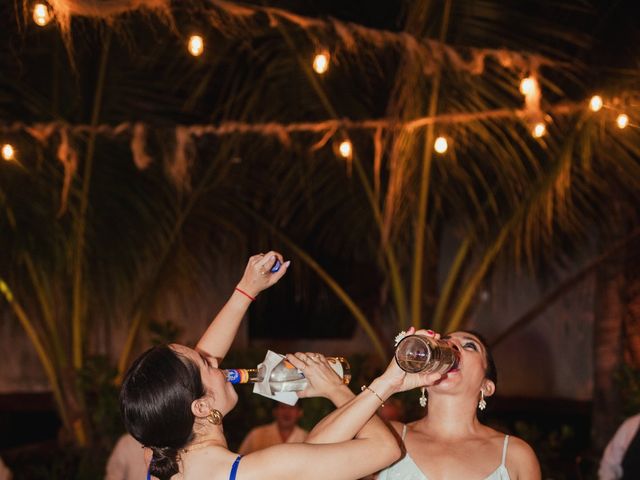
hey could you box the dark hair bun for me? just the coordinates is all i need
[150,446,180,480]
[120,345,206,480]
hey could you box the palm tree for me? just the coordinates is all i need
[1,0,639,453]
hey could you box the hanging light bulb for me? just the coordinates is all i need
[616,113,629,129]
[532,122,546,138]
[519,76,537,96]
[2,144,15,161]
[33,3,52,27]
[188,35,204,57]
[589,95,603,112]
[338,140,352,158]
[434,136,448,154]
[313,51,330,74]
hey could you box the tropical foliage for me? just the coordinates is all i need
[0,0,639,452]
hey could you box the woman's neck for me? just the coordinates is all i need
[183,428,228,453]
[414,394,483,439]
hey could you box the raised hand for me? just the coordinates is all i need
[235,251,289,299]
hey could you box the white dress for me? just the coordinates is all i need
[377,425,511,480]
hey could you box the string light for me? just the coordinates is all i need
[1,144,15,161]
[313,51,330,74]
[187,35,204,57]
[338,140,352,158]
[2,90,637,168]
[519,76,537,96]
[616,113,629,129]
[532,122,546,138]
[33,3,52,27]
[434,136,448,154]
[589,95,603,112]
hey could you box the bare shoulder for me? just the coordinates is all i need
[505,435,541,479]
[507,435,537,460]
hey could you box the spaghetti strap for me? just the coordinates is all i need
[500,435,510,466]
[229,455,242,480]
[401,424,408,440]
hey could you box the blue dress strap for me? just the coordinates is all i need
[146,454,242,480]
[229,455,243,480]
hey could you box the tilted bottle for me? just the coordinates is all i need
[223,356,351,393]
[394,335,460,374]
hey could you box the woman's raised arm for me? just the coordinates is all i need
[196,251,288,364]
[238,377,400,480]
[288,349,440,445]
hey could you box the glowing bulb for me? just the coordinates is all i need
[338,140,352,158]
[532,122,546,138]
[188,35,204,57]
[519,76,536,96]
[33,3,52,27]
[589,95,603,112]
[434,136,448,154]
[2,144,15,161]
[313,52,330,74]
[616,114,629,129]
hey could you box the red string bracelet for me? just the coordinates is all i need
[234,287,256,301]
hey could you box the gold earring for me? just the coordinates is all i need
[207,409,223,425]
[419,387,427,408]
[478,390,487,411]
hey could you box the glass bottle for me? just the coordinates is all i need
[394,335,460,374]
[223,356,351,393]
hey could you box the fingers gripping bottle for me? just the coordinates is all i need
[224,356,351,393]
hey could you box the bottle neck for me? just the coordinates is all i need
[223,368,263,384]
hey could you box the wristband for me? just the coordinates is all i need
[234,287,256,301]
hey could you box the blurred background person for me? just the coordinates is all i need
[0,457,11,480]
[105,433,156,480]
[599,412,640,480]
[238,403,307,455]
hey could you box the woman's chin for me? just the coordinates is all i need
[432,372,460,388]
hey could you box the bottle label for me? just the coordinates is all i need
[225,369,249,384]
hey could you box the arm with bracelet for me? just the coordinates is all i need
[284,350,442,446]
[238,351,443,480]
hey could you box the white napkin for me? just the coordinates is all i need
[253,350,300,406]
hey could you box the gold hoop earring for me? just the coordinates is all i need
[419,387,427,408]
[207,409,223,425]
[478,390,487,411]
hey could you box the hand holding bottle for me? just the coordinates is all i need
[235,251,290,299]
[285,352,349,400]
[376,328,445,394]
